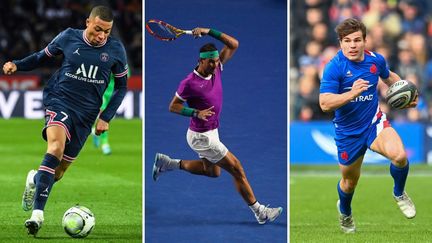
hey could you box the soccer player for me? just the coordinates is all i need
[2,6,128,236]
[152,27,283,224]
[319,18,417,233]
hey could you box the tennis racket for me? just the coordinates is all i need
[146,19,194,41]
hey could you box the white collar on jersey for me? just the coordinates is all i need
[193,69,212,80]
[83,29,107,48]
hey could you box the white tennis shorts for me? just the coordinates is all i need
[186,128,229,163]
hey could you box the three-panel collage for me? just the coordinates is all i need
[0,0,430,242]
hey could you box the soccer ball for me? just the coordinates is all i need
[385,80,418,109]
[62,205,95,238]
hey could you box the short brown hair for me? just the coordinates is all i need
[335,18,366,41]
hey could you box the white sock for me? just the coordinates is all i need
[249,201,261,214]
[31,209,44,220]
[174,159,181,169]
[167,159,180,171]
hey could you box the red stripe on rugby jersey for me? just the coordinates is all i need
[62,154,76,162]
[114,69,128,77]
[376,110,382,120]
[364,49,376,57]
[383,120,391,128]
[44,47,53,57]
[82,30,107,48]
[39,165,55,174]
[46,110,71,141]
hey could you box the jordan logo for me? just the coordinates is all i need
[40,187,49,197]
[73,48,80,55]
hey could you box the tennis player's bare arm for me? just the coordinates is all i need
[169,96,215,121]
[192,27,239,64]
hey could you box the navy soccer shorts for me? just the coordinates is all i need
[42,106,92,162]
[335,110,391,166]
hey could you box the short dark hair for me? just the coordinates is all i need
[89,6,113,22]
[335,18,366,41]
[199,43,218,53]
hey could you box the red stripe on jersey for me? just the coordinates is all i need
[376,110,382,120]
[383,120,391,128]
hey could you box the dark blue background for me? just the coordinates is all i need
[145,0,287,242]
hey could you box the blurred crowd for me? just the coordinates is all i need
[0,0,142,82]
[291,0,432,122]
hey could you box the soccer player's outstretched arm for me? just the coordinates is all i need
[3,49,52,74]
[3,29,69,74]
[192,27,239,64]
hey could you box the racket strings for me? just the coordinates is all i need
[147,22,178,39]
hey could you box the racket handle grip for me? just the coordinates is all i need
[185,30,193,35]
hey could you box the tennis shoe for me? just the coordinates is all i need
[394,191,416,219]
[22,170,37,211]
[337,200,355,233]
[254,205,283,224]
[25,214,43,237]
[152,153,179,181]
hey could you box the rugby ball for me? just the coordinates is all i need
[385,80,417,109]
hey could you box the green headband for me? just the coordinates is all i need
[199,50,219,59]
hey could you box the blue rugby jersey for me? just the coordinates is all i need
[13,28,128,124]
[320,50,390,135]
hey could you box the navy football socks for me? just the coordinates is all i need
[337,181,354,216]
[33,153,60,210]
[390,161,409,197]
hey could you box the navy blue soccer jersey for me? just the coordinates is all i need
[14,28,128,124]
[320,50,390,135]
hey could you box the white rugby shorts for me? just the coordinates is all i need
[186,128,228,163]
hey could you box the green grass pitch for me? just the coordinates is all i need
[291,165,432,242]
[0,118,142,242]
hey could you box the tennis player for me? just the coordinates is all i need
[152,27,283,224]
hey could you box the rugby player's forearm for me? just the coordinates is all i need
[382,71,402,87]
[13,50,50,71]
[319,92,355,112]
